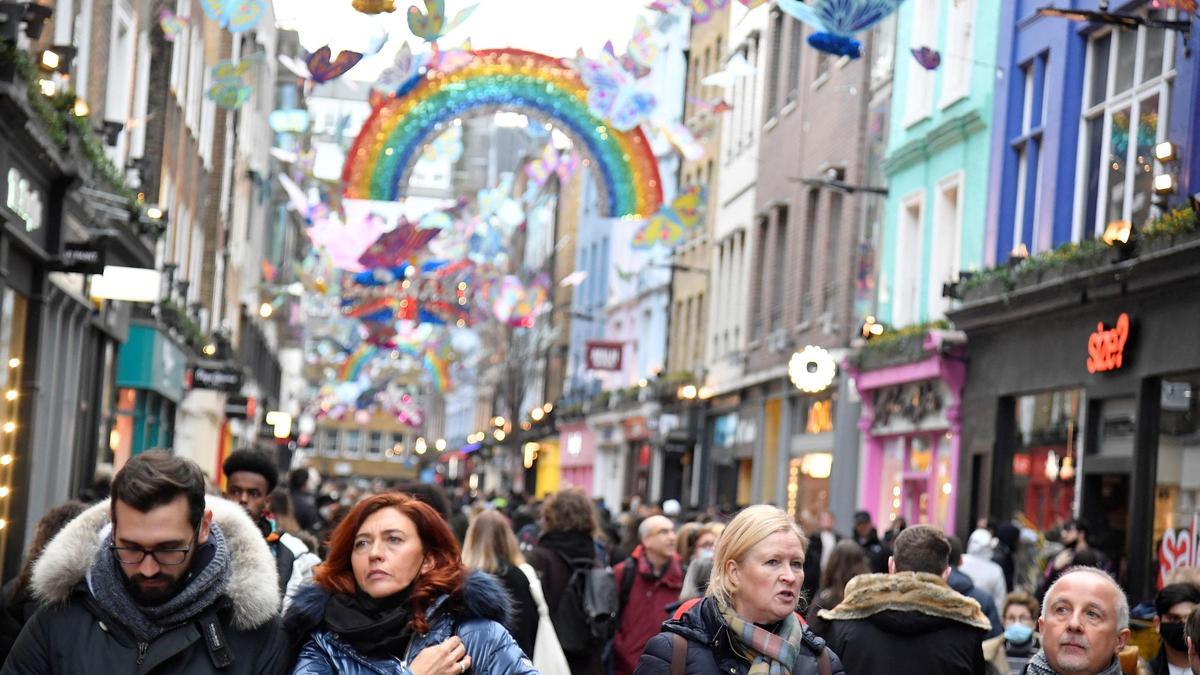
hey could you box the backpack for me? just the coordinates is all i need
[551,551,619,655]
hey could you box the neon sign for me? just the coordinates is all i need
[1086,313,1130,374]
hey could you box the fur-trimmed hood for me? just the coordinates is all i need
[817,572,991,632]
[283,568,512,640]
[30,495,280,631]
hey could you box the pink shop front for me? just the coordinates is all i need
[557,421,595,495]
[853,331,966,531]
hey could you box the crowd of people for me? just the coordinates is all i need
[0,450,1198,675]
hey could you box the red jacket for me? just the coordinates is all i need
[612,545,684,675]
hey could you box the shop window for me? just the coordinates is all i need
[1011,389,1082,532]
[904,0,938,125]
[893,191,924,326]
[1076,21,1174,240]
[940,0,974,106]
[786,453,832,523]
[877,434,954,527]
[0,290,27,544]
[1154,375,1200,587]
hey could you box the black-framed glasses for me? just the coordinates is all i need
[109,523,199,566]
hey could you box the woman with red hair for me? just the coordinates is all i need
[286,493,538,674]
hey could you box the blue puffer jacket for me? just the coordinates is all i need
[285,570,539,675]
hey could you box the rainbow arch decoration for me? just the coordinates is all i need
[338,345,379,382]
[344,49,664,219]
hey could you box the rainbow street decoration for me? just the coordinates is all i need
[344,49,663,218]
[338,344,379,382]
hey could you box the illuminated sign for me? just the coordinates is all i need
[1087,313,1130,374]
[789,346,837,393]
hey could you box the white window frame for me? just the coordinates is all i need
[903,0,938,126]
[893,189,926,327]
[342,429,363,458]
[103,0,135,167]
[1073,21,1175,241]
[940,0,974,108]
[185,27,203,133]
[320,428,339,458]
[929,172,964,318]
[366,431,386,458]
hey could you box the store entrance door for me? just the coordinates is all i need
[903,477,929,524]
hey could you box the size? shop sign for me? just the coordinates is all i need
[585,341,624,371]
[1087,312,1131,374]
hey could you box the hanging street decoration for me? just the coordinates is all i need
[342,48,664,219]
[632,184,707,249]
[200,0,265,33]
[775,0,907,59]
[407,0,478,42]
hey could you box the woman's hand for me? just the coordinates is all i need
[408,636,472,675]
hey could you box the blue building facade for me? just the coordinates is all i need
[952,2,1200,602]
[986,0,1200,262]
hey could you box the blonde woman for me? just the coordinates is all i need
[635,505,844,675]
[462,510,539,657]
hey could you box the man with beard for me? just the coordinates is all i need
[222,450,320,612]
[1026,567,1130,675]
[1149,584,1200,675]
[2,452,287,674]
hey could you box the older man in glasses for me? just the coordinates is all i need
[3,452,288,674]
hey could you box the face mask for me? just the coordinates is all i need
[696,547,714,560]
[1161,622,1189,653]
[1004,623,1034,644]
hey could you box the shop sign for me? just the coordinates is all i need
[52,242,107,275]
[585,341,623,371]
[872,380,944,430]
[806,400,834,434]
[1087,313,1131,374]
[6,168,44,233]
[1159,514,1200,588]
[224,395,255,419]
[623,416,649,441]
[189,365,243,392]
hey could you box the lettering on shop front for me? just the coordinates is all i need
[872,381,943,429]
[1086,313,1130,374]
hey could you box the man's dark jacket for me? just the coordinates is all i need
[948,568,1003,638]
[817,571,991,675]
[2,497,288,674]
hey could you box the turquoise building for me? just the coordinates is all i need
[849,0,1001,531]
[876,0,1001,327]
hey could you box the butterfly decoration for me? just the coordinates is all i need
[647,0,678,10]
[358,220,442,269]
[657,121,705,161]
[374,42,429,94]
[199,0,265,33]
[737,0,769,6]
[476,176,525,231]
[159,7,187,41]
[701,51,756,88]
[690,0,729,23]
[575,50,657,132]
[627,16,661,71]
[420,125,464,163]
[602,41,652,80]
[632,184,707,249]
[776,0,906,59]
[428,40,474,74]
[278,174,310,214]
[911,46,941,70]
[526,143,581,188]
[688,96,733,115]
[353,0,397,13]
[206,55,258,109]
[305,46,363,84]
[491,274,549,327]
[407,0,478,42]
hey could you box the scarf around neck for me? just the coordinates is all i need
[1023,650,1123,675]
[717,599,806,675]
[89,522,233,644]
[324,587,415,658]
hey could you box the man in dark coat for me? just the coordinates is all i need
[818,524,990,675]
[2,453,288,674]
[1149,583,1200,675]
[852,510,891,574]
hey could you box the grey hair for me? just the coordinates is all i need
[1041,566,1129,629]
[639,515,670,542]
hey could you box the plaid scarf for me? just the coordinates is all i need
[1023,650,1123,675]
[717,599,806,675]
